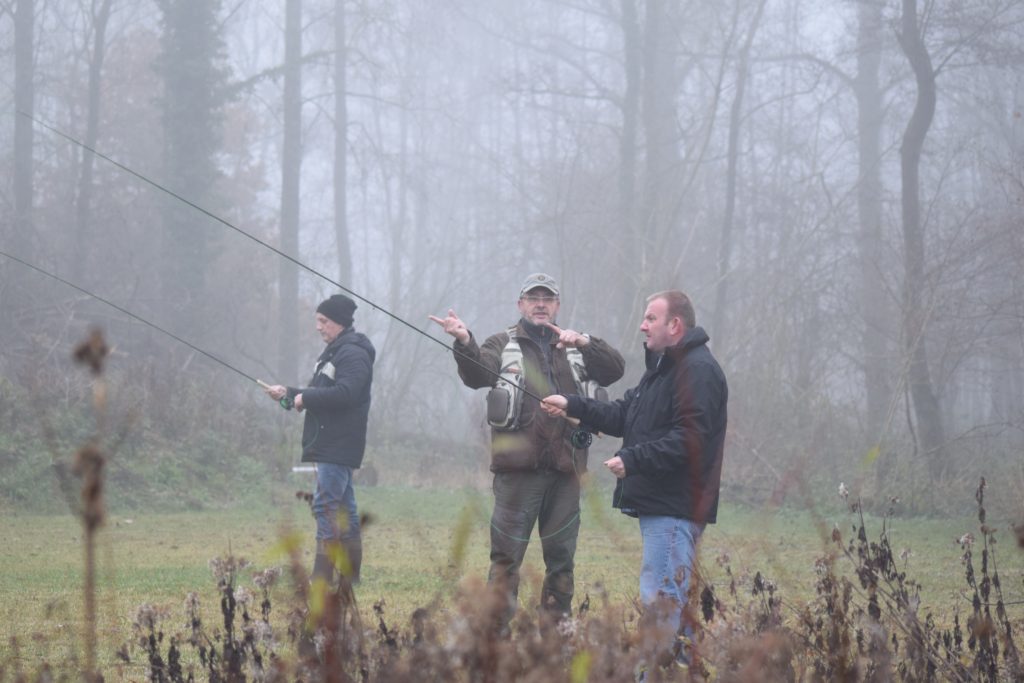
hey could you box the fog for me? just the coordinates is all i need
[1,0,1022,515]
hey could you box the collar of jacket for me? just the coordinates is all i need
[643,326,711,372]
[518,318,556,346]
[321,326,355,357]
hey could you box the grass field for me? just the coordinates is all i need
[2,483,1022,677]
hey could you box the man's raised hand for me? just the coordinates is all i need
[428,309,471,345]
[543,322,590,349]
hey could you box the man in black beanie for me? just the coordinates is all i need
[264,293,375,588]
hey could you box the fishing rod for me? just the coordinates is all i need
[19,110,453,361]
[14,112,596,444]
[0,248,294,409]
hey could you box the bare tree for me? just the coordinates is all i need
[638,0,678,294]
[72,0,114,283]
[712,0,767,342]
[13,0,34,260]
[854,0,893,463]
[278,0,302,381]
[897,0,947,479]
[615,0,640,321]
[333,0,351,286]
[154,0,229,333]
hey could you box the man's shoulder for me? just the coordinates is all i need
[481,327,515,347]
[333,332,376,363]
[579,333,622,355]
[680,346,726,386]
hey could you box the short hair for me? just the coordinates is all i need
[647,290,696,329]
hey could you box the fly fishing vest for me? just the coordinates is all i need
[486,326,607,431]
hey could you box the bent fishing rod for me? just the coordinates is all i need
[14,112,595,441]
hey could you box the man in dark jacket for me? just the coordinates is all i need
[264,293,375,586]
[430,273,625,623]
[542,290,727,664]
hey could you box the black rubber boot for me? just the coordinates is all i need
[311,551,335,587]
[343,537,362,585]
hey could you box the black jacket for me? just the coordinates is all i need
[288,327,375,467]
[565,327,727,522]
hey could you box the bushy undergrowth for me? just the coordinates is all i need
[0,366,288,513]
[4,480,1016,682]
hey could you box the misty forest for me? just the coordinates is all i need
[2,0,1024,680]
[3,0,1022,510]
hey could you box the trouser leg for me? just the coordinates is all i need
[638,516,704,664]
[310,463,360,586]
[538,471,580,617]
[488,472,543,622]
[338,475,362,584]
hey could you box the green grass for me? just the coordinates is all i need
[2,484,1021,675]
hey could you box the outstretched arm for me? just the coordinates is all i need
[430,309,506,389]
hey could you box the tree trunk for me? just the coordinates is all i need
[616,0,641,336]
[855,0,895,481]
[157,0,226,333]
[333,0,351,286]
[73,0,114,282]
[13,0,34,261]
[712,0,766,343]
[898,0,947,479]
[641,0,671,282]
[278,0,302,382]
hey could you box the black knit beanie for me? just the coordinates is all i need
[317,294,357,327]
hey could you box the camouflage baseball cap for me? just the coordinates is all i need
[519,273,559,297]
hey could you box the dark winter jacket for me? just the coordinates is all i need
[454,319,625,473]
[565,326,727,522]
[288,327,375,467]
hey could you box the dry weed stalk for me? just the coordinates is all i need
[72,328,110,682]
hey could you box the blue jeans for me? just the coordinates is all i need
[638,516,704,660]
[312,463,360,544]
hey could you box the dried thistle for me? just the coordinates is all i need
[72,328,109,375]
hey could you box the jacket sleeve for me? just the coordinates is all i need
[298,344,373,411]
[617,360,722,476]
[452,331,507,389]
[565,391,632,438]
[578,336,625,386]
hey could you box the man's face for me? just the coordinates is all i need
[517,287,560,325]
[315,313,344,344]
[640,297,682,352]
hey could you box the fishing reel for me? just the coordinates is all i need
[256,380,295,411]
[570,425,594,449]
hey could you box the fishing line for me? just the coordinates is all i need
[0,248,320,444]
[10,121,609,545]
[17,112,596,445]
[490,510,580,543]
[0,248,260,384]
[488,445,586,542]
[17,110,536,399]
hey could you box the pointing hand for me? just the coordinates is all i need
[544,322,590,349]
[428,309,471,345]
